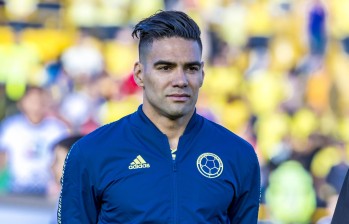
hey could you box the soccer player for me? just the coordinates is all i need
[58,10,260,223]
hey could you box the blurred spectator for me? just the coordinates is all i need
[4,0,38,21]
[59,90,97,132]
[50,134,83,223]
[51,134,83,190]
[103,27,138,78]
[310,142,349,207]
[61,31,104,82]
[128,0,164,24]
[305,65,331,114]
[325,144,349,194]
[65,0,99,28]
[0,146,9,193]
[97,0,130,28]
[254,111,291,163]
[307,0,327,56]
[66,0,130,29]
[217,1,248,49]
[316,189,338,224]
[329,0,349,55]
[245,0,273,76]
[97,74,140,125]
[0,86,69,195]
[0,29,42,104]
[265,160,317,223]
[59,76,102,134]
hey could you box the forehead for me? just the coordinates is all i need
[146,37,202,63]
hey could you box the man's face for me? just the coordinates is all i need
[134,37,204,120]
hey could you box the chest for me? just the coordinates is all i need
[94,147,236,223]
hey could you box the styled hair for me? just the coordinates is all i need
[132,10,202,61]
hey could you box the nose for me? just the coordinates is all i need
[172,69,188,88]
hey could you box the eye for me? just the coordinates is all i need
[187,66,200,73]
[158,65,172,71]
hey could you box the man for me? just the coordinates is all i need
[58,10,260,223]
[331,168,349,223]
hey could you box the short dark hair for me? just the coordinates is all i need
[132,10,202,61]
[53,135,84,152]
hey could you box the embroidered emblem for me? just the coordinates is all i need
[197,153,223,178]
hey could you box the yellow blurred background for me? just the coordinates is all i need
[0,0,348,223]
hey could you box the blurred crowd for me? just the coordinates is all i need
[0,0,349,223]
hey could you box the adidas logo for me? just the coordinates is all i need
[128,155,150,169]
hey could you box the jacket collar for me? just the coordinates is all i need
[131,104,203,137]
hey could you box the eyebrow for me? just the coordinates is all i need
[153,60,202,67]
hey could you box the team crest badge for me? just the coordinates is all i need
[196,153,223,178]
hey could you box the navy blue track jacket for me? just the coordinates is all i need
[58,105,260,223]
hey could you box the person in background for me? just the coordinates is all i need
[307,0,327,57]
[51,135,84,188]
[0,86,69,195]
[58,10,260,223]
[50,134,83,224]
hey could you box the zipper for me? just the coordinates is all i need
[166,135,179,224]
[168,142,178,224]
[172,159,178,223]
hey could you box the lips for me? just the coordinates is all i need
[167,93,190,101]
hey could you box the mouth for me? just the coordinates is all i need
[167,93,190,102]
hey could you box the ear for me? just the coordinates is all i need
[133,62,144,87]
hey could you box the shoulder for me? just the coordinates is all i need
[0,114,25,127]
[200,116,258,164]
[64,114,135,177]
[0,114,28,136]
[202,117,253,149]
[72,114,133,154]
[85,113,132,139]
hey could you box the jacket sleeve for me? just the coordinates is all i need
[228,150,260,224]
[331,168,349,224]
[57,143,99,224]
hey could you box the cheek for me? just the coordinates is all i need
[190,77,204,91]
[144,77,165,94]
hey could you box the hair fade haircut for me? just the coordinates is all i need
[132,10,202,61]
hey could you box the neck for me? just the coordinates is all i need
[142,106,194,149]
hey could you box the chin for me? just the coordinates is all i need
[166,108,193,120]
[167,112,185,120]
